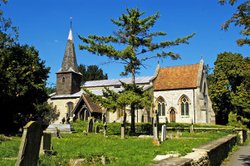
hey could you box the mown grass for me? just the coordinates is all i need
[0,135,20,166]
[40,131,228,166]
[0,131,231,166]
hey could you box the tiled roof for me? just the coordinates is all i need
[83,95,103,113]
[154,64,200,90]
[72,94,103,114]
[83,76,154,87]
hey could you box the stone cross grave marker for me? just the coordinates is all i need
[16,121,43,166]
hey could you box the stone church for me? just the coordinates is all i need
[48,26,215,125]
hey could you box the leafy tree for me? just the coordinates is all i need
[0,1,59,133]
[83,82,152,135]
[208,52,250,127]
[78,64,108,82]
[79,8,194,135]
[219,0,250,46]
[0,44,59,133]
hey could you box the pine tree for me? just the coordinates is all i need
[79,8,194,135]
[219,0,250,46]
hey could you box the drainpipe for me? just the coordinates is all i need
[193,89,196,123]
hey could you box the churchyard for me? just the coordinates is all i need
[0,121,236,166]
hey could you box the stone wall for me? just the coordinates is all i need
[151,134,238,166]
[48,97,80,123]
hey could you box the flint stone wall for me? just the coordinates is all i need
[150,134,237,166]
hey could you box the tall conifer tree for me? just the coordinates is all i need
[79,8,194,134]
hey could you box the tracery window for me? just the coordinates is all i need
[179,95,189,116]
[156,96,166,116]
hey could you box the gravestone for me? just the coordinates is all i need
[16,121,43,166]
[152,110,160,145]
[121,112,127,139]
[43,132,53,154]
[45,124,72,134]
[87,117,94,133]
[190,119,194,133]
[103,122,107,137]
[95,123,100,134]
[160,125,167,142]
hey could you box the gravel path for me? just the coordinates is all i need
[226,142,250,166]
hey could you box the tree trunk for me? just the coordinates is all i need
[130,65,136,136]
[130,104,135,136]
[121,106,127,139]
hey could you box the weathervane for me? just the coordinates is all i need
[70,17,72,29]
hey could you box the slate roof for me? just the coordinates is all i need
[83,76,154,87]
[50,90,84,99]
[57,28,80,74]
[154,64,200,90]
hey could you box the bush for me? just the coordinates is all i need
[71,120,88,133]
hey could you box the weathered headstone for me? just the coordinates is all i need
[16,121,43,166]
[42,132,53,154]
[121,124,125,139]
[152,110,160,145]
[95,124,100,134]
[103,122,107,137]
[87,117,94,133]
[160,125,167,142]
[121,112,127,139]
[190,119,194,133]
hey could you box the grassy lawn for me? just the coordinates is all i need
[0,131,230,166]
[0,135,20,166]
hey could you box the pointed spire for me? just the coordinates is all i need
[58,17,79,73]
[68,17,73,41]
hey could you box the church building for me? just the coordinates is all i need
[48,24,215,125]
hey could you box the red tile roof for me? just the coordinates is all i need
[154,64,200,90]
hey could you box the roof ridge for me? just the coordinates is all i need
[85,75,154,83]
[160,63,199,69]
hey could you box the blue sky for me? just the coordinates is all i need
[3,0,249,86]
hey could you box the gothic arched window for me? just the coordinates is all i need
[67,102,74,117]
[179,95,190,116]
[156,96,166,116]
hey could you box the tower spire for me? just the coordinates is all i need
[58,17,79,73]
[68,17,73,41]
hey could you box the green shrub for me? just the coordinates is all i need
[71,120,88,133]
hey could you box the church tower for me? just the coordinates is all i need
[56,18,82,95]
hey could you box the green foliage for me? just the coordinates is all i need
[71,120,88,133]
[219,0,250,46]
[78,64,108,83]
[0,2,57,132]
[79,8,194,135]
[79,8,194,80]
[208,52,250,127]
[0,43,58,133]
[84,82,153,135]
[45,83,56,95]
